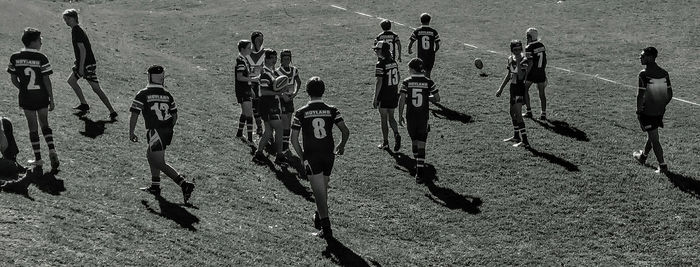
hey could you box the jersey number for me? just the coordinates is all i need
[150,103,172,121]
[24,68,40,90]
[421,36,431,50]
[312,118,327,139]
[387,68,399,86]
[411,88,423,107]
[536,52,544,68]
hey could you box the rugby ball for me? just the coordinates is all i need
[474,58,484,69]
[273,75,289,91]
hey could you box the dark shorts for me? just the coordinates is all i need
[146,128,173,152]
[235,88,253,104]
[407,119,429,142]
[419,55,435,72]
[638,114,664,132]
[281,100,295,114]
[19,95,50,111]
[252,97,261,115]
[509,83,525,105]
[304,154,335,176]
[259,96,281,121]
[379,91,399,109]
[526,70,547,83]
[72,64,99,83]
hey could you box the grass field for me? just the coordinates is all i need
[1,0,699,265]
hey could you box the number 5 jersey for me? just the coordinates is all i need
[130,84,178,129]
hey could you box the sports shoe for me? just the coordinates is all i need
[655,164,669,174]
[253,151,267,162]
[513,141,530,148]
[139,185,161,196]
[503,136,520,143]
[27,159,44,166]
[633,150,647,164]
[313,212,321,230]
[73,103,90,112]
[377,141,389,149]
[315,228,333,240]
[274,155,288,166]
[522,111,533,118]
[109,112,118,121]
[394,134,401,152]
[49,152,59,171]
[539,113,547,120]
[181,181,195,203]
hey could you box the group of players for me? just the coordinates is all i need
[0,8,676,241]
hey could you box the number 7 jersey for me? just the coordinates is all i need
[130,84,178,129]
[292,100,344,155]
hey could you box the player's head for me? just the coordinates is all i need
[238,39,252,56]
[380,19,392,31]
[640,46,658,65]
[373,41,391,59]
[408,58,424,74]
[21,28,42,49]
[147,65,165,85]
[306,76,325,98]
[420,13,431,25]
[526,28,538,43]
[280,49,292,66]
[251,31,264,50]
[510,39,523,55]
[264,48,277,67]
[62,9,79,26]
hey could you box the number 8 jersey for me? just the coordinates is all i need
[292,100,344,155]
[130,84,178,129]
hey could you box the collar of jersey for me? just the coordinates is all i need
[308,100,324,104]
[147,83,164,89]
[21,48,40,53]
[411,74,426,77]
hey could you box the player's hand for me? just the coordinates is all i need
[335,145,345,156]
[408,49,413,55]
[130,133,138,142]
[495,90,502,97]
[49,102,55,111]
[399,116,405,127]
[373,100,379,109]
[78,68,85,77]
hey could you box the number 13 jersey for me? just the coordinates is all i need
[130,84,178,129]
[292,100,344,155]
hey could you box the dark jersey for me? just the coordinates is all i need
[375,58,400,96]
[130,85,178,129]
[507,55,529,85]
[235,55,252,93]
[400,74,437,121]
[246,48,265,78]
[410,26,440,58]
[259,66,277,93]
[292,100,344,155]
[71,25,97,66]
[275,66,299,94]
[525,41,547,72]
[6,49,53,108]
[375,31,400,60]
[638,67,672,116]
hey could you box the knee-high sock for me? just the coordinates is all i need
[282,129,291,152]
[29,131,41,161]
[42,128,55,154]
[236,114,246,136]
[246,116,254,141]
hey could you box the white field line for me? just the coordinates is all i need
[331,4,700,107]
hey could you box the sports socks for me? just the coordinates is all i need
[151,176,161,188]
[413,145,426,174]
[29,131,41,161]
[42,128,55,154]
[172,174,185,185]
[246,116,254,141]
[282,129,291,153]
[513,126,520,140]
[518,122,529,143]
[236,115,246,137]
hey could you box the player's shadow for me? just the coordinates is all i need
[322,237,381,267]
[76,115,116,139]
[430,102,473,124]
[253,155,314,203]
[664,171,700,199]
[29,168,66,195]
[141,195,200,231]
[531,119,589,142]
[525,147,580,172]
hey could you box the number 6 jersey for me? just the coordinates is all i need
[292,100,344,155]
[130,84,178,129]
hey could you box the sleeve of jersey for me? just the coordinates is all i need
[399,81,408,94]
[333,108,344,124]
[40,55,53,75]
[638,71,646,90]
[6,58,16,75]
[434,31,440,42]
[430,82,438,94]
[410,31,417,41]
[235,59,246,73]
[169,96,178,114]
[665,74,672,88]
[291,113,302,130]
[260,74,271,88]
[375,63,383,77]
[130,93,145,114]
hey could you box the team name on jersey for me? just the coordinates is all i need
[531,47,546,53]
[407,82,429,88]
[14,59,41,67]
[146,95,170,102]
[305,110,331,117]
[416,31,435,36]
[385,62,398,69]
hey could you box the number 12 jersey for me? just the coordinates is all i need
[130,84,178,129]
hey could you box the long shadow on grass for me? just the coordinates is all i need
[323,237,381,267]
[530,119,589,142]
[430,102,473,124]
[30,168,66,195]
[142,195,200,231]
[253,155,314,203]
[664,171,700,199]
[525,147,579,172]
[75,113,116,139]
[386,150,482,214]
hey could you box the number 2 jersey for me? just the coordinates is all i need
[6,48,53,109]
[400,74,437,122]
[130,84,178,129]
[292,100,344,155]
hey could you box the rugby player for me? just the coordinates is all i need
[496,40,531,148]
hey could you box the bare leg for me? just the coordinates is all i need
[67,73,88,105]
[647,129,665,164]
[537,81,548,115]
[309,173,329,219]
[88,80,116,113]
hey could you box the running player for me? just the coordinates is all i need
[375,19,402,62]
[129,65,195,203]
[398,58,440,184]
[373,41,402,151]
[7,28,60,171]
[523,28,548,120]
[291,77,350,239]
[496,40,531,148]
[276,49,302,156]
[235,40,259,145]
[247,31,266,136]
[62,9,117,120]
[633,47,673,173]
[408,13,440,78]
[254,49,287,165]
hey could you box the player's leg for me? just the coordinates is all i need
[523,81,533,118]
[37,108,58,170]
[378,108,389,149]
[255,120,273,159]
[142,147,162,195]
[386,108,401,151]
[504,100,521,142]
[537,81,548,120]
[309,172,331,237]
[281,113,292,155]
[252,98,263,136]
[413,139,427,183]
[149,149,195,202]
[23,110,42,165]
[647,128,667,172]
[241,101,255,144]
[67,71,89,111]
[270,118,286,164]
[87,80,117,115]
[512,102,529,147]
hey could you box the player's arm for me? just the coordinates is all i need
[9,74,21,90]
[335,121,350,155]
[398,90,407,126]
[292,73,302,98]
[666,75,673,104]
[496,71,511,97]
[395,39,402,62]
[434,38,440,53]
[374,76,382,108]
[129,111,139,142]
[637,75,646,113]
[77,43,87,74]
[291,129,303,161]
[43,76,55,111]
[408,33,415,54]
[430,91,441,103]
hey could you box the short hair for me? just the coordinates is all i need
[21,28,41,47]
[63,9,78,19]
[510,39,523,52]
[306,76,325,97]
[251,31,263,42]
[147,65,165,75]
[237,40,251,52]
[420,13,431,24]
[380,19,392,31]
[408,58,424,72]
[374,41,391,58]
[642,46,658,58]
[526,27,538,41]
[280,49,292,59]
[264,48,277,59]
